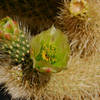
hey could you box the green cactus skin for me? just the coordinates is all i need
[0,17,32,67]
[30,26,70,73]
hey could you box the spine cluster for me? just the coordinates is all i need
[0,17,32,68]
[58,0,100,56]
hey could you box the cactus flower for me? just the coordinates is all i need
[30,26,70,73]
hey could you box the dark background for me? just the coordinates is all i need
[0,84,11,100]
[0,0,61,34]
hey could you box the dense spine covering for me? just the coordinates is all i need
[58,0,100,56]
[0,17,32,66]
[0,17,33,86]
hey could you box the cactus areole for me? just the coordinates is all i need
[0,17,31,65]
[30,26,70,73]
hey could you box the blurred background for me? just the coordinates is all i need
[0,0,61,34]
[0,84,11,100]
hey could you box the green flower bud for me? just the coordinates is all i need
[0,16,20,40]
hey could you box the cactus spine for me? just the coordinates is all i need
[58,0,100,56]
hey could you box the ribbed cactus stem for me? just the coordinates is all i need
[0,17,32,67]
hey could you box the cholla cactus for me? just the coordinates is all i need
[0,17,70,99]
[0,16,31,66]
[58,0,100,56]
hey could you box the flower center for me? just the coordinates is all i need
[36,43,56,64]
[69,0,88,16]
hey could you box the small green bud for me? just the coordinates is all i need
[0,17,21,41]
